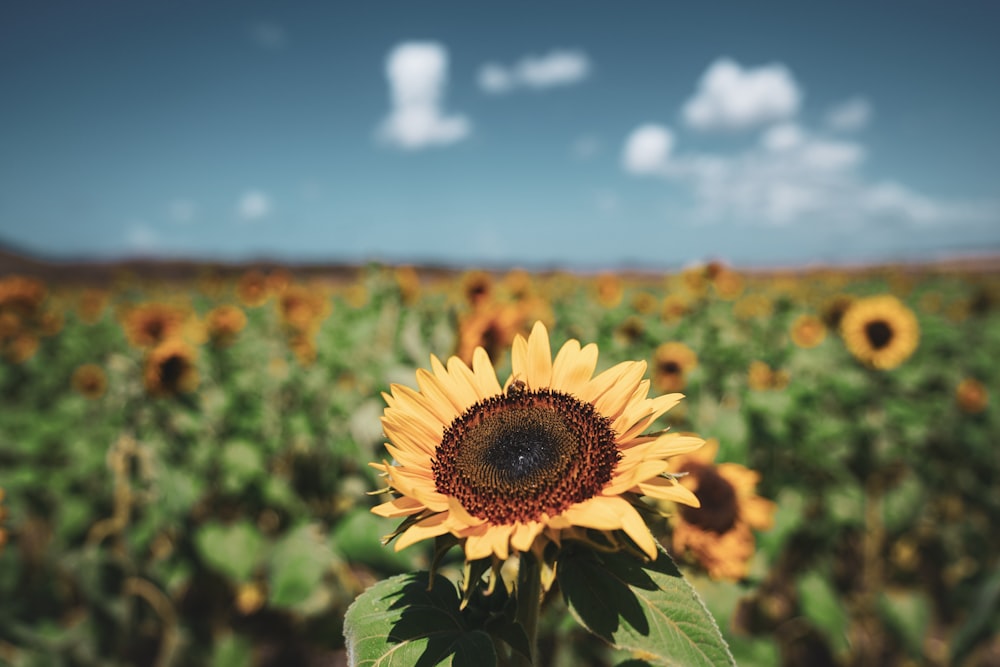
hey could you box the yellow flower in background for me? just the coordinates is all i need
[372,322,704,564]
[661,293,690,323]
[144,339,200,396]
[461,270,494,309]
[711,268,745,301]
[652,342,698,393]
[205,305,247,347]
[840,295,919,370]
[394,265,421,305]
[747,361,790,391]
[76,288,109,324]
[122,302,188,349]
[277,284,331,333]
[790,314,827,349]
[593,272,624,308]
[72,363,107,400]
[956,378,988,415]
[456,302,528,367]
[733,293,774,321]
[665,439,775,581]
[236,269,270,308]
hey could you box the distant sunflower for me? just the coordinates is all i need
[711,269,745,301]
[144,339,199,396]
[461,270,494,309]
[236,270,270,308]
[372,322,704,564]
[733,294,774,321]
[747,361,789,392]
[840,295,919,370]
[652,342,698,393]
[72,363,107,400]
[956,378,988,415]
[630,291,658,315]
[122,303,188,349]
[661,294,690,323]
[76,288,109,324]
[394,266,421,305]
[278,284,330,333]
[593,273,623,308]
[205,305,247,347]
[665,439,775,581]
[455,302,527,367]
[790,314,827,349]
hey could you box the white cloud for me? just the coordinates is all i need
[378,41,470,150]
[126,222,157,252]
[478,50,590,94]
[825,97,872,132]
[621,124,674,175]
[248,21,287,50]
[168,199,197,224]
[760,123,804,152]
[238,190,271,221]
[682,58,802,131]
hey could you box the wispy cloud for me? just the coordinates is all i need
[378,41,470,150]
[682,57,801,131]
[478,50,591,94]
[168,199,197,224]
[237,190,271,221]
[623,58,995,229]
[825,97,872,132]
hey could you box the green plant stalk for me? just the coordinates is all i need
[512,551,541,667]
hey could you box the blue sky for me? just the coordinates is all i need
[1,0,999,269]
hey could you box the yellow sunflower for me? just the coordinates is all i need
[789,313,827,349]
[839,295,919,370]
[956,378,988,415]
[236,270,270,308]
[144,339,200,396]
[652,342,698,393]
[205,304,247,347]
[593,273,624,308]
[665,439,775,581]
[72,363,107,400]
[372,322,704,564]
[122,303,188,349]
[456,302,528,367]
[661,293,690,323]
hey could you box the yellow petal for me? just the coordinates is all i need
[471,347,503,397]
[553,495,631,531]
[637,476,701,507]
[415,369,464,423]
[593,362,647,420]
[394,512,451,551]
[617,502,658,559]
[510,521,545,552]
[551,340,599,394]
[603,459,671,495]
[465,524,514,561]
[372,496,426,518]
[524,321,553,388]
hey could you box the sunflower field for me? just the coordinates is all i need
[0,261,998,667]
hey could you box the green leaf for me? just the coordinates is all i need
[343,572,498,667]
[796,570,848,655]
[195,520,263,584]
[558,543,735,667]
[209,633,254,667]
[268,523,332,609]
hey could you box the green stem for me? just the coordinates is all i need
[513,551,541,667]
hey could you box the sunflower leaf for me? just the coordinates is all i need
[558,542,735,667]
[343,572,498,667]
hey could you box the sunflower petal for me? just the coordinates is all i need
[372,495,427,518]
[524,321,553,388]
[394,512,451,551]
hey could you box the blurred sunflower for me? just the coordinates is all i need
[747,361,789,391]
[840,295,919,370]
[456,302,527,367]
[122,303,188,349]
[711,269,745,301]
[394,265,421,305]
[205,305,247,347]
[661,293,690,323]
[956,378,988,414]
[733,293,774,321]
[72,363,107,400]
[503,268,534,302]
[144,339,200,396]
[372,322,704,566]
[630,291,659,315]
[277,284,331,333]
[821,293,855,330]
[76,288,109,324]
[790,313,827,349]
[665,439,775,581]
[652,342,698,393]
[593,273,624,308]
[461,270,494,309]
[236,270,270,308]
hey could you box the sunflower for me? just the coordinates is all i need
[652,342,698,393]
[593,273,623,308]
[747,361,789,391]
[394,265,421,305]
[144,339,199,396]
[456,302,528,367]
[711,269,745,301]
[461,270,494,309]
[630,291,658,315]
[661,293,690,323]
[372,322,704,565]
[277,284,331,333]
[122,303,188,349]
[733,293,774,321]
[76,288,109,324]
[236,270,270,308]
[790,313,827,349]
[72,363,107,400]
[205,304,247,347]
[956,378,988,415]
[665,439,775,581]
[840,295,919,370]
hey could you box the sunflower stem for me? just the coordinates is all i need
[513,551,541,666]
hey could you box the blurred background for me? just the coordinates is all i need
[1,2,999,667]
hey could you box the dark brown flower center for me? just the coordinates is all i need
[865,319,893,349]
[159,354,187,391]
[659,360,681,375]
[432,387,619,524]
[680,464,739,534]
